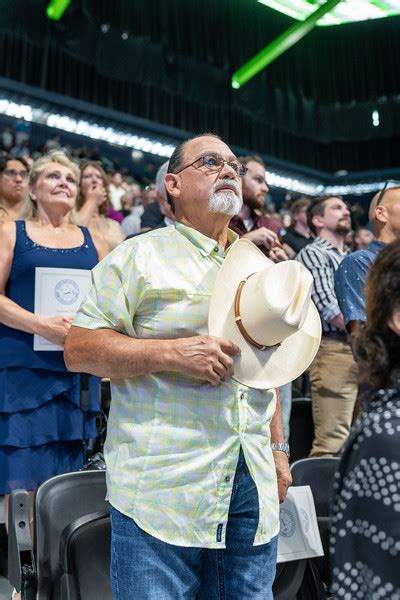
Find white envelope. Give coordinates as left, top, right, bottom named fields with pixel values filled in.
left=33, top=267, right=92, bottom=351
left=277, top=485, right=324, bottom=563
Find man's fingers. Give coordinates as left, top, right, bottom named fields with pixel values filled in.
left=212, top=362, right=228, bottom=380
left=211, top=337, right=241, bottom=356
left=206, top=368, right=223, bottom=386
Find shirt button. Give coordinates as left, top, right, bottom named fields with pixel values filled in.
left=240, top=393, right=245, bottom=400
left=224, top=475, right=231, bottom=483
left=214, top=246, right=219, bottom=252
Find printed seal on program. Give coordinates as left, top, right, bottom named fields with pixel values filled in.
left=300, top=507, right=310, bottom=533
left=54, top=279, right=80, bottom=305
left=279, top=507, right=296, bottom=538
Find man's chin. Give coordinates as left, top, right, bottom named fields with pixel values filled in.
left=209, top=194, right=242, bottom=216
left=337, top=225, right=351, bottom=236
left=244, top=197, right=265, bottom=210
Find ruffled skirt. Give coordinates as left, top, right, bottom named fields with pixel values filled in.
left=0, top=367, right=100, bottom=493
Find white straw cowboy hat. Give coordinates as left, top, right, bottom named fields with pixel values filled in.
left=208, top=239, right=321, bottom=389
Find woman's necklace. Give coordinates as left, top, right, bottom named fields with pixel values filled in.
left=37, top=222, right=69, bottom=235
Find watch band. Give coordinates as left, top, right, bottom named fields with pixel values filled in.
left=271, top=442, right=290, bottom=458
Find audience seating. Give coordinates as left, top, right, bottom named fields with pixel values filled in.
left=289, top=397, right=314, bottom=463
left=8, top=470, right=108, bottom=600
left=59, top=510, right=112, bottom=599
left=291, top=456, right=340, bottom=594
left=273, top=558, right=307, bottom=600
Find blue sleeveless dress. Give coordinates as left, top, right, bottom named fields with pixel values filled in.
left=0, top=221, right=101, bottom=494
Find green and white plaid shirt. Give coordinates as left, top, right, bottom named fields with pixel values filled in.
left=73, top=222, right=279, bottom=548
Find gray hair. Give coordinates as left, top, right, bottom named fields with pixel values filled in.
left=155, top=161, right=169, bottom=201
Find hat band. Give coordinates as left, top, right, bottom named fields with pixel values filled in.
left=234, top=276, right=280, bottom=351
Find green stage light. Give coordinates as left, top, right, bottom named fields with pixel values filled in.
left=257, top=0, right=400, bottom=26
left=232, top=0, right=341, bottom=89
left=47, top=0, right=71, bottom=21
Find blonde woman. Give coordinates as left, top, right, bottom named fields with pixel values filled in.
left=0, top=152, right=107, bottom=564
left=76, top=161, right=125, bottom=251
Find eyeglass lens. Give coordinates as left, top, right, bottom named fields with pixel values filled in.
left=3, top=169, right=29, bottom=179
left=198, top=155, right=246, bottom=176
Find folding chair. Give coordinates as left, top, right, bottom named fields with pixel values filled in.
left=288, top=397, right=314, bottom=463
left=291, top=456, right=340, bottom=593
left=8, top=470, right=108, bottom=599
left=59, top=510, right=112, bottom=599
left=272, top=558, right=307, bottom=600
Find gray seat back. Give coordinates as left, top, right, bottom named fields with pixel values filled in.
left=34, top=470, right=108, bottom=600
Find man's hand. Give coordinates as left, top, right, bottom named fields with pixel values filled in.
left=268, top=246, right=289, bottom=263
left=273, top=450, right=292, bottom=503
left=329, top=313, right=345, bottom=332
left=242, top=227, right=279, bottom=250
left=168, top=335, right=240, bottom=386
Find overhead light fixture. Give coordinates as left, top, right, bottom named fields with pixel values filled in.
left=266, top=171, right=324, bottom=195
left=257, top=0, right=400, bottom=26
left=0, top=97, right=176, bottom=158
left=46, top=0, right=71, bottom=21
left=0, top=93, right=395, bottom=197
left=232, top=0, right=341, bottom=88
left=323, top=182, right=386, bottom=195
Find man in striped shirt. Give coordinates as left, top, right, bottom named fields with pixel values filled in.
left=297, top=196, right=359, bottom=456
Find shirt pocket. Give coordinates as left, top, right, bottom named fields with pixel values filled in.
left=134, top=290, right=210, bottom=338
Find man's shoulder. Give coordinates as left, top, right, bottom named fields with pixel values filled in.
left=124, top=224, right=175, bottom=245
left=100, top=225, right=176, bottom=264
left=338, top=246, right=376, bottom=271
left=297, top=238, right=330, bottom=259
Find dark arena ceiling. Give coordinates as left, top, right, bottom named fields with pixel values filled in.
left=0, top=0, right=399, bottom=174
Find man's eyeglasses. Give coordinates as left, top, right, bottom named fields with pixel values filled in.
left=376, top=179, right=400, bottom=207
left=2, top=169, right=29, bottom=180
left=176, top=154, right=248, bottom=178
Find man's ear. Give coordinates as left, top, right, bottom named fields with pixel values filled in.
left=374, top=205, right=388, bottom=225
left=312, top=214, right=322, bottom=231
left=164, top=173, right=181, bottom=200
left=388, top=307, right=400, bottom=336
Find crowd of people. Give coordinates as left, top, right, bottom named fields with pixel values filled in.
left=0, top=128, right=399, bottom=598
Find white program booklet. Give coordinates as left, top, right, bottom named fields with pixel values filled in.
left=277, top=485, right=324, bottom=563
left=33, top=267, right=92, bottom=351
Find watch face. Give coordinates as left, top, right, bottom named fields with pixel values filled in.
left=55, top=278, right=80, bottom=305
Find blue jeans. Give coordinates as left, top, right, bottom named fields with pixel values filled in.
left=110, top=449, right=278, bottom=599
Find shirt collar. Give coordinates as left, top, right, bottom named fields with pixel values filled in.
left=174, top=221, right=238, bottom=257
left=314, top=236, right=349, bottom=255
left=368, top=240, right=387, bottom=253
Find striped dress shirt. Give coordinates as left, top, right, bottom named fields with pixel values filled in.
left=296, top=237, right=349, bottom=334
left=73, top=222, right=279, bottom=548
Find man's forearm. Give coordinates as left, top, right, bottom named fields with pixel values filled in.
left=270, top=388, right=285, bottom=444
left=64, top=326, right=173, bottom=378
left=64, top=326, right=240, bottom=384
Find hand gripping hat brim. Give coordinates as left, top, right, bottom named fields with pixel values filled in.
left=208, top=238, right=321, bottom=389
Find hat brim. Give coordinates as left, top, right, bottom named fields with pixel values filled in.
left=208, top=239, right=322, bottom=389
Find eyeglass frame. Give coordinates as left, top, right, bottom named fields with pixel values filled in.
left=2, top=168, right=29, bottom=180
left=175, top=153, right=248, bottom=178
left=376, top=179, right=400, bottom=207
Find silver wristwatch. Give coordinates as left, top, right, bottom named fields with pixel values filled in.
left=271, top=442, right=290, bottom=458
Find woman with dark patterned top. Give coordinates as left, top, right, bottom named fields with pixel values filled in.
left=330, top=240, right=400, bottom=599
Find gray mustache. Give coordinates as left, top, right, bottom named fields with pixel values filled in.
left=213, top=179, right=241, bottom=195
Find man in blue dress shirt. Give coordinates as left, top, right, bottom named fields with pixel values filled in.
left=335, top=184, right=400, bottom=333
